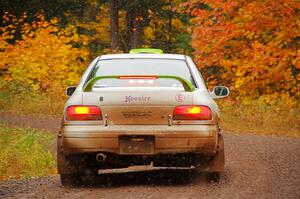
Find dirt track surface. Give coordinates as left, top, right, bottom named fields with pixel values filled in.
left=0, top=111, right=61, bottom=132
left=0, top=113, right=300, bottom=199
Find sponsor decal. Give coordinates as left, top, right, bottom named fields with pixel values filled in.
left=122, top=111, right=152, bottom=118
left=124, top=95, right=151, bottom=103
left=175, top=94, right=185, bottom=102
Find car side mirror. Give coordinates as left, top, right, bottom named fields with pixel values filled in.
left=210, top=86, right=229, bottom=99
left=66, top=86, right=77, bottom=96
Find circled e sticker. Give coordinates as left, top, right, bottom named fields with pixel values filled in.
left=175, top=94, right=185, bottom=102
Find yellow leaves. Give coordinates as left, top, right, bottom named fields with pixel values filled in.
left=68, top=5, right=110, bottom=46
left=144, top=27, right=155, bottom=41
left=0, top=13, right=89, bottom=95
left=50, top=18, right=58, bottom=24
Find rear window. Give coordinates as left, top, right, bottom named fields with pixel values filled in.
left=88, top=58, right=195, bottom=89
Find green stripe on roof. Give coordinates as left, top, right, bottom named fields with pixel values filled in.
left=129, top=48, right=163, bottom=54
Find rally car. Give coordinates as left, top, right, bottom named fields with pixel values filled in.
left=57, top=48, right=229, bottom=186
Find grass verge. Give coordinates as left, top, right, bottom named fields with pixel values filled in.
left=219, top=100, right=300, bottom=137
left=0, top=125, right=56, bottom=180
left=0, top=89, right=65, bottom=116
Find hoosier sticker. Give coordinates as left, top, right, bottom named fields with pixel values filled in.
left=124, top=95, right=151, bottom=103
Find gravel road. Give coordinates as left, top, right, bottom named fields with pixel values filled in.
left=0, top=113, right=299, bottom=199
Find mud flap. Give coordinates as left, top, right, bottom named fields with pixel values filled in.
left=57, top=131, right=77, bottom=174
left=57, top=153, right=77, bottom=174
left=195, top=133, right=225, bottom=172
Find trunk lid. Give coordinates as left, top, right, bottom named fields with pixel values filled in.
left=82, top=88, right=193, bottom=125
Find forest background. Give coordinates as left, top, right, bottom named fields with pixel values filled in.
left=0, top=0, right=299, bottom=136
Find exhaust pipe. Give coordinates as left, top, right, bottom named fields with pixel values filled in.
left=96, top=153, right=107, bottom=162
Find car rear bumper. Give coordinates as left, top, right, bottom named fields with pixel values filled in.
left=59, top=124, right=219, bottom=155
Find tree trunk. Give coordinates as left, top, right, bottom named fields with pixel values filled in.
left=132, top=6, right=148, bottom=49
left=132, top=8, right=143, bottom=48
left=125, top=4, right=148, bottom=51
left=167, top=0, right=173, bottom=52
left=125, top=7, right=135, bottom=51
left=109, top=0, right=120, bottom=50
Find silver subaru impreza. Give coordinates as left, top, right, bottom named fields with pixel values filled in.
left=58, top=49, right=229, bottom=186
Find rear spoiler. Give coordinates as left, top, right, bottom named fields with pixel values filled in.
left=83, top=75, right=195, bottom=92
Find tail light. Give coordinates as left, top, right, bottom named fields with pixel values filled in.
left=66, top=105, right=102, bottom=121
left=173, top=105, right=212, bottom=120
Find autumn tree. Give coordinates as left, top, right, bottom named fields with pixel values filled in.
left=0, top=13, right=89, bottom=95
left=120, top=0, right=165, bottom=50
left=0, top=0, right=87, bottom=22
left=1, top=0, right=193, bottom=54
left=186, top=0, right=300, bottom=105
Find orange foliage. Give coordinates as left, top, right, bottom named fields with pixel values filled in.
left=0, top=13, right=89, bottom=94
left=187, top=0, right=300, bottom=105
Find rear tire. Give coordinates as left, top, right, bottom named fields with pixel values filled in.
left=80, top=168, right=99, bottom=185
left=60, top=174, right=81, bottom=186
left=194, top=134, right=225, bottom=172
left=206, top=172, right=220, bottom=182
left=153, top=154, right=193, bottom=167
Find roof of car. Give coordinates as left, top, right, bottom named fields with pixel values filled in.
left=99, top=53, right=186, bottom=60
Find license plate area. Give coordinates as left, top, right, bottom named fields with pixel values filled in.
left=119, top=135, right=155, bottom=154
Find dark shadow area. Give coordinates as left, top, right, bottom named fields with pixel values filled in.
left=78, top=168, right=201, bottom=188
